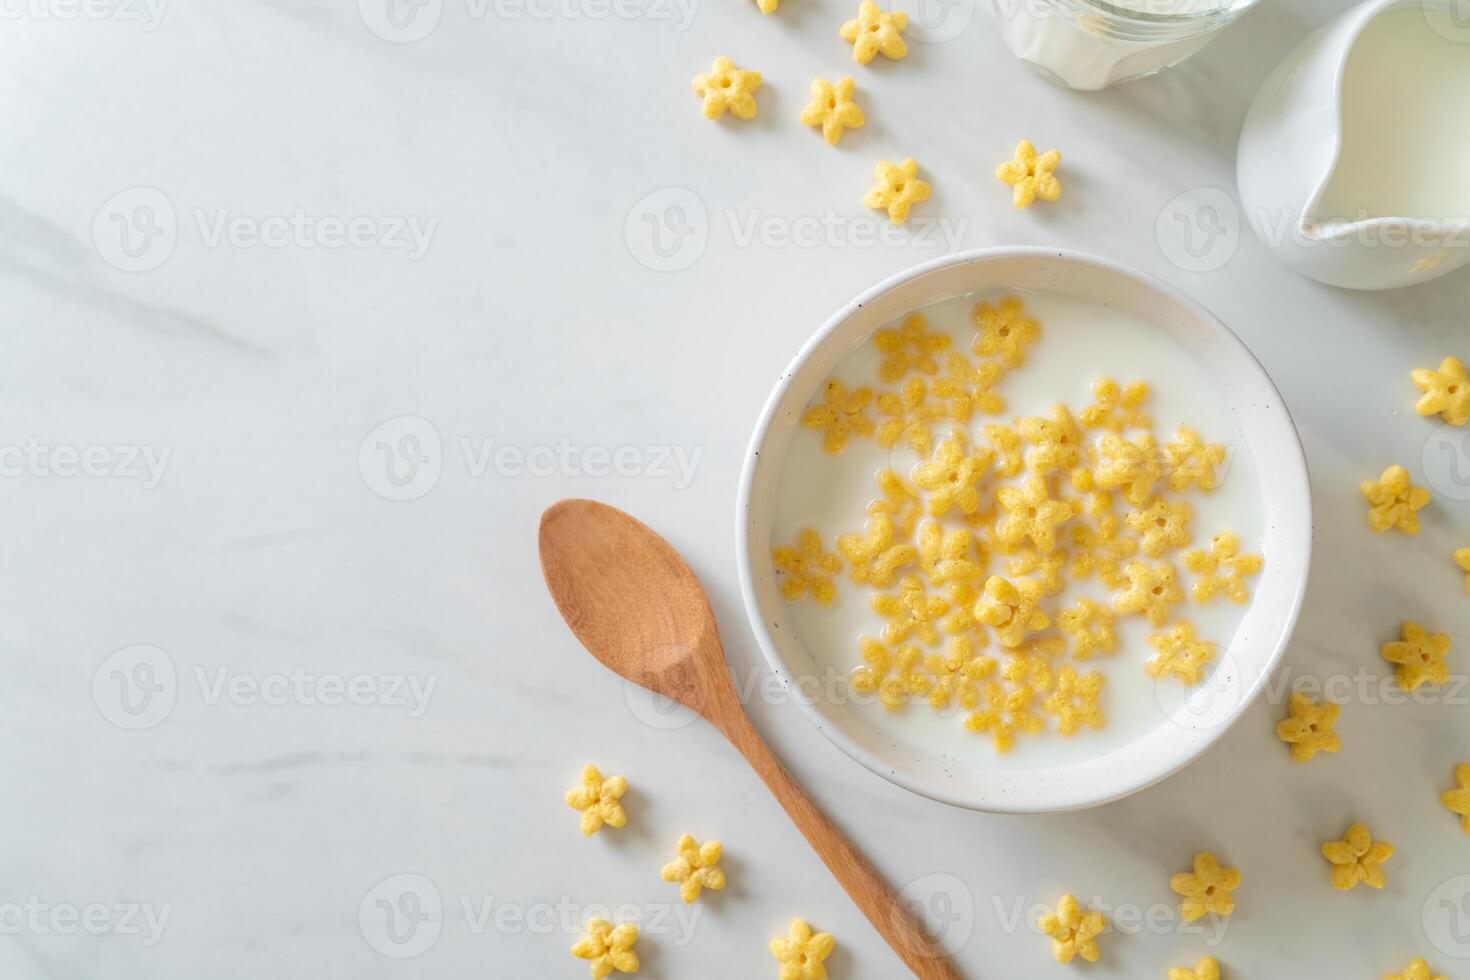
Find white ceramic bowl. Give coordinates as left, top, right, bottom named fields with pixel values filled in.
left=736, top=247, right=1312, bottom=813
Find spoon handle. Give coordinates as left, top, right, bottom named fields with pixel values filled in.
left=711, top=705, right=964, bottom=979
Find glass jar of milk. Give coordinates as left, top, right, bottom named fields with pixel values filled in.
left=993, top=0, right=1262, bottom=90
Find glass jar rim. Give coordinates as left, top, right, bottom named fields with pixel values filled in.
left=1067, top=0, right=1262, bottom=28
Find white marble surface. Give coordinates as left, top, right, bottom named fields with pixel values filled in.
left=1, top=1, right=1468, bottom=977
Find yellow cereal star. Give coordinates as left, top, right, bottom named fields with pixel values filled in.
left=1382, top=957, right=1448, bottom=980
left=565, top=765, right=628, bottom=836
left=691, top=56, right=763, bottom=120
left=850, top=636, right=929, bottom=709
left=874, top=312, right=950, bottom=382
left=1044, top=665, right=1105, bottom=734
left=799, top=76, right=865, bottom=145
left=974, top=574, right=1048, bottom=648
left=918, top=520, right=984, bottom=585
left=1275, top=692, right=1341, bottom=762
left=863, top=158, right=930, bottom=225
left=1170, top=851, right=1240, bottom=922
left=984, top=422, right=1025, bottom=477
left=1455, top=548, right=1470, bottom=595
left=1007, top=546, right=1067, bottom=595
left=1411, top=356, right=1470, bottom=426
left=1057, top=597, right=1118, bottom=660
left=1182, top=531, right=1262, bottom=604
left=1443, top=763, right=1470, bottom=835
left=1146, top=620, right=1214, bottom=684
left=1361, top=464, right=1431, bottom=535
left=872, top=573, right=950, bottom=646
left=875, top=376, right=944, bottom=453
left=1381, top=621, right=1451, bottom=689
left=913, top=430, right=993, bottom=516
left=868, top=467, right=924, bottom=535
left=1080, top=376, right=1151, bottom=431
left=753, top=0, right=778, bottom=14
left=1164, top=426, right=1227, bottom=493
left=1096, top=431, right=1164, bottom=506
left=995, top=476, right=1075, bottom=554
left=1020, top=404, right=1084, bottom=475
left=802, top=379, right=875, bottom=454
left=772, top=528, right=843, bottom=604
left=996, top=139, right=1062, bottom=209
left=770, top=918, right=834, bottom=980
left=1322, top=822, right=1393, bottom=890
left=972, top=295, right=1041, bottom=368
left=1116, top=561, right=1183, bottom=626
left=964, top=677, right=1044, bottom=751
left=572, top=918, right=640, bottom=979
left=839, top=0, right=908, bottom=63
left=924, top=638, right=997, bottom=709
left=1066, top=511, right=1139, bottom=589
left=1037, top=893, right=1105, bottom=964
left=660, top=834, right=726, bottom=903
left=933, top=353, right=1006, bottom=420
left=1169, top=955, right=1221, bottom=980
left=1126, top=497, right=1193, bottom=558
left=836, top=514, right=917, bottom=588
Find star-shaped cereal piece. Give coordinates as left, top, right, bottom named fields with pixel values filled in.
left=1275, top=691, right=1341, bottom=762
left=1169, top=955, right=1221, bottom=980
left=875, top=376, right=944, bottom=453
left=868, top=467, right=924, bottom=535
left=996, top=139, right=1061, bottom=209
left=1020, top=404, right=1084, bottom=475
left=1116, top=561, right=1183, bottom=626
left=924, top=637, right=998, bottom=709
left=799, top=76, right=865, bottom=145
left=1126, top=497, right=1193, bottom=558
left=918, top=520, right=984, bottom=585
left=1163, top=426, right=1227, bottom=493
left=872, top=574, right=950, bottom=646
left=983, top=422, right=1025, bottom=477
left=770, top=918, right=834, bottom=980
left=1007, top=546, right=1066, bottom=595
left=913, top=429, right=993, bottom=516
left=565, top=765, right=628, bottom=836
left=772, top=528, right=843, bottom=604
left=1044, top=665, right=1105, bottom=734
left=753, top=0, right=779, bottom=14
left=974, top=574, right=1048, bottom=648
left=1146, top=620, right=1214, bottom=684
left=874, top=312, right=950, bottom=382
left=836, top=514, right=917, bottom=588
left=1322, top=822, right=1393, bottom=890
left=1411, top=356, right=1470, bottom=426
left=1455, top=548, right=1470, bottom=595
left=802, top=379, right=875, bottom=454
left=963, top=677, right=1044, bottom=751
left=839, top=0, right=908, bottom=63
left=1057, top=597, right=1118, bottom=660
left=572, top=918, right=639, bottom=978
left=850, top=636, right=921, bottom=709
left=972, top=295, right=1040, bottom=368
left=1182, top=531, right=1262, bottom=603
left=1170, top=851, right=1240, bottom=922
left=1361, top=464, right=1431, bottom=535
left=1096, top=431, right=1164, bottom=506
left=996, top=476, right=1075, bottom=554
left=1381, top=621, right=1451, bottom=689
left=1443, top=763, right=1470, bottom=835
left=1080, top=376, right=1151, bottom=431
left=660, top=834, right=726, bottom=903
left=1037, top=894, right=1105, bottom=964
left=691, top=56, right=762, bottom=120
left=863, top=158, right=930, bottom=225
left=933, top=353, right=1005, bottom=421
left=1066, top=509, right=1139, bottom=589
left=1381, top=957, right=1448, bottom=980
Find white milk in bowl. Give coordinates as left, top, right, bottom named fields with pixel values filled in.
left=769, top=289, right=1263, bottom=771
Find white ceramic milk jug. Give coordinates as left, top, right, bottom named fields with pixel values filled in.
left=1237, top=0, right=1470, bottom=290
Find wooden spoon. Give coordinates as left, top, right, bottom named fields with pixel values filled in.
left=539, top=498, right=963, bottom=980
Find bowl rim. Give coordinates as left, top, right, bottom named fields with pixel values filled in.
left=734, top=245, right=1312, bottom=814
